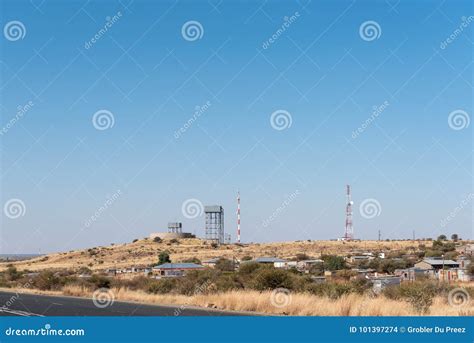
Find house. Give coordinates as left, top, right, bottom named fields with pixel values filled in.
left=351, top=268, right=376, bottom=278
left=370, top=276, right=401, bottom=293
left=347, top=255, right=371, bottom=264
left=457, top=256, right=471, bottom=269
left=297, top=259, right=324, bottom=272
left=395, top=267, right=427, bottom=282
left=152, top=263, right=204, bottom=277
left=414, top=258, right=459, bottom=271
left=437, top=268, right=473, bottom=282
left=105, top=268, right=118, bottom=276
left=202, top=258, right=221, bottom=268
left=253, top=257, right=288, bottom=268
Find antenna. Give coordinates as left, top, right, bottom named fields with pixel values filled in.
left=237, top=191, right=241, bottom=243
left=344, top=185, right=354, bottom=240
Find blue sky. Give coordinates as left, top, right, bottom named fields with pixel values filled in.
left=1, top=0, right=472, bottom=253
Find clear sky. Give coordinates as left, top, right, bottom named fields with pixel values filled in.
left=1, top=0, right=472, bottom=254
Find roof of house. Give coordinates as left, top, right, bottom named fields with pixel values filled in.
left=153, top=263, right=204, bottom=270
left=203, top=258, right=221, bottom=263
left=421, top=259, right=459, bottom=266
left=255, top=257, right=287, bottom=263
left=299, top=259, right=324, bottom=263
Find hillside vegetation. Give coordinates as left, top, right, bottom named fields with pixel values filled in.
left=1, top=238, right=437, bottom=272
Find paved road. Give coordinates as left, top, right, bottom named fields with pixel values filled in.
left=0, top=291, right=245, bottom=316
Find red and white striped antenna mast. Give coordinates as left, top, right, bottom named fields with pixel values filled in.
left=237, top=191, right=241, bottom=243
left=344, top=185, right=354, bottom=240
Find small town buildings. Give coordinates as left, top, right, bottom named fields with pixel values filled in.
left=370, top=276, right=401, bottom=293
left=414, top=258, right=459, bottom=271
left=297, top=259, right=324, bottom=272
left=152, top=263, right=204, bottom=277
left=253, top=257, right=288, bottom=268
left=202, top=258, right=221, bottom=268
left=347, top=255, right=371, bottom=263
left=395, top=267, right=427, bottom=282
left=457, top=256, right=472, bottom=269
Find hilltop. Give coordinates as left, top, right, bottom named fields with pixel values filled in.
left=0, top=238, right=433, bottom=272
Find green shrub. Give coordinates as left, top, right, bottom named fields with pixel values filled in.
left=215, top=258, right=235, bottom=272
left=33, top=271, right=65, bottom=290
left=306, top=282, right=352, bottom=299
left=88, top=275, right=111, bottom=289
left=147, top=278, right=177, bottom=294
left=238, top=262, right=262, bottom=276
left=252, top=268, right=294, bottom=291
left=322, top=255, right=346, bottom=271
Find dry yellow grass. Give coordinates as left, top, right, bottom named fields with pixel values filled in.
left=2, top=286, right=471, bottom=316
left=0, top=238, right=438, bottom=272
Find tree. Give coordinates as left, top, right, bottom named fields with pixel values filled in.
left=295, top=253, right=311, bottom=261
left=153, top=236, right=162, bottom=243
left=451, top=234, right=459, bottom=242
left=437, top=234, right=447, bottom=241
left=322, top=255, right=346, bottom=271
left=158, top=251, right=171, bottom=264
left=215, top=258, right=235, bottom=272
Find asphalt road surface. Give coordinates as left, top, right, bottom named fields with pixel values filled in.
left=0, top=291, right=245, bottom=316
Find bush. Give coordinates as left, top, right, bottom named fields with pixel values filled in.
left=158, top=251, right=171, bottom=264
left=89, top=275, right=111, bottom=289
left=383, top=282, right=440, bottom=314
left=306, top=282, right=353, bottom=299
left=238, top=262, right=262, bottom=276
left=322, top=255, right=346, bottom=271
left=33, top=271, right=65, bottom=290
left=295, top=253, right=311, bottom=261
left=252, top=268, right=294, bottom=291
left=147, top=278, right=177, bottom=294
left=5, top=266, right=21, bottom=281
left=215, top=274, right=243, bottom=292
left=175, top=270, right=219, bottom=295
left=215, top=258, right=235, bottom=272
left=153, top=237, right=162, bottom=243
